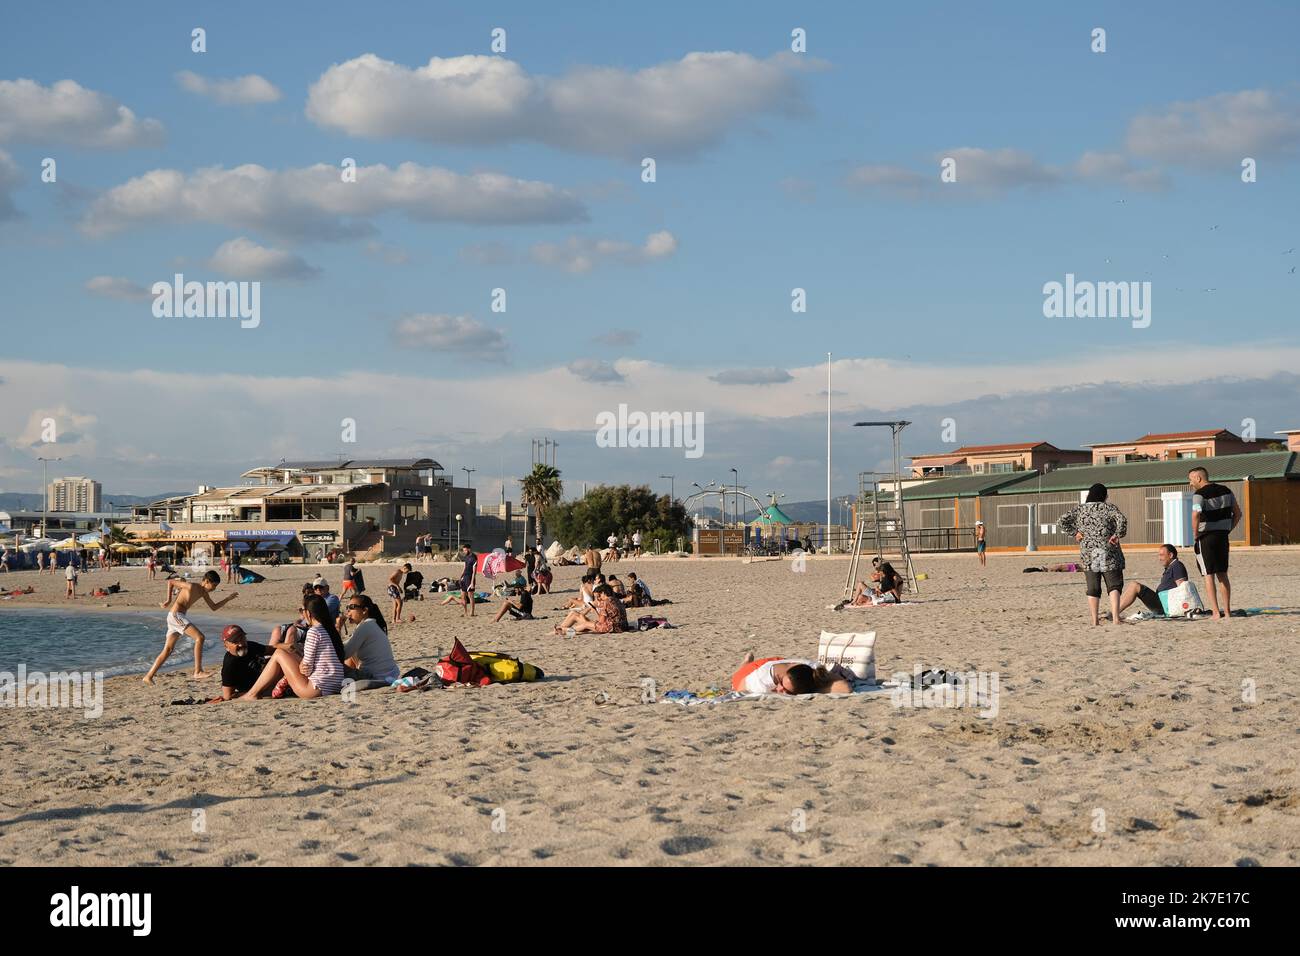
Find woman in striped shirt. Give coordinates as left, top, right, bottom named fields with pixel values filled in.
left=239, top=596, right=346, bottom=699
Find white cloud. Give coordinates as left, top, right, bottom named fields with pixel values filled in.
left=2, top=350, right=1299, bottom=497
left=175, top=71, right=282, bottom=105
left=710, top=367, right=793, bottom=386
left=79, top=161, right=587, bottom=239
left=390, top=314, right=507, bottom=360
left=1126, top=89, right=1300, bottom=167
left=208, top=237, right=320, bottom=280
left=84, top=275, right=151, bottom=301
left=530, top=230, right=678, bottom=274
left=566, top=359, right=625, bottom=384
left=940, top=147, right=1062, bottom=190
left=0, top=78, right=163, bottom=148
left=306, top=51, right=813, bottom=159
left=1074, top=151, right=1167, bottom=191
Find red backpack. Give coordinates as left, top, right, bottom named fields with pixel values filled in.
left=436, top=638, right=491, bottom=686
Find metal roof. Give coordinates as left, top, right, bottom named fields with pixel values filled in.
left=996, top=451, right=1297, bottom=494
left=242, top=458, right=441, bottom=477
left=899, top=472, right=1038, bottom=501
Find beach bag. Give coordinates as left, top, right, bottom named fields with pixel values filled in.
left=470, top=651, right=544, bottom=683
left=435, top=638, right=491, bottom=686
left=352, top=568, right=365, bottom=592
left=637, top=615, right=669, bottom=631
left=1159, top=581, right=1204, bottom=618
left=817, top=630, right=877, bottom=683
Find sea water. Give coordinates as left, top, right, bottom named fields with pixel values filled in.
left=0, top=608, right=271, bottom=676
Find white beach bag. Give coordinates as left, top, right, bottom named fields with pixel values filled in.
left=1159, top=581, right=1204, bottom=618
left=818, top=630, right=877, bottom=683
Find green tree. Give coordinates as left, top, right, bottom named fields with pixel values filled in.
left=549, top=484, right=689, bottom=549
left=519, top=463, right=563, bottom=545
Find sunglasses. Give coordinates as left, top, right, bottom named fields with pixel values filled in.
left=347, top=604, right=364, bottom=611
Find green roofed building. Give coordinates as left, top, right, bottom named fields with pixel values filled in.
left=877, top=450, right=1300, bottom=552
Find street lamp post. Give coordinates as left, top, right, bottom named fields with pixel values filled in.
left=455, top=514, right=462, bottom=550
left=659, top=474, right=675, bottom=502
left=38, top=456, right=62, bottom=538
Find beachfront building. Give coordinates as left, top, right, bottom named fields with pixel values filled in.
left=908, top=442, right=1090, bottom=478
left=1085, top=428, right=1268, bottom=466
left=1276, top=429, right=1300, bottom=453
left=47, top=476, right=102, bottom=513
left=884, top=450, right=1300, bottom=552
left=123, top=458, right=478, bottom=560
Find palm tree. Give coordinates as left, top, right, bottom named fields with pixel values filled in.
left=519, top=464, right=563, bottom=546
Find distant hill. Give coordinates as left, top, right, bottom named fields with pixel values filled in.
left=0, top=492, right=189, bottom=514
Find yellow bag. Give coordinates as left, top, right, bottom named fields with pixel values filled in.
left=469, top=651, right=545, bottom=683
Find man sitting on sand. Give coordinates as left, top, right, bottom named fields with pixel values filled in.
left=731, top=652, right=855, bottom=695
left=493, top=584, right=534, bottom=622
left=1118, top=544, right=1189, bottom=619
left=622, top=571, right=652, bottom=608
left=217, top=625, right=273, bottom=701
left=143, top=570, right=238, bottom=684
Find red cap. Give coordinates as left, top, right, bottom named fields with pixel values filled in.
left=221, top=624, right=247, bottom=642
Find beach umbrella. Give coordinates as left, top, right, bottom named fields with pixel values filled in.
left=111, top=543, right=140, bottom=553
left=476, top=551, right=524, bottom=578
left=19, top=538, right=54, bottom=552
left=52, top=537, right=83, bottom=550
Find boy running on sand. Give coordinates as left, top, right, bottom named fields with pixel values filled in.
left=143, top=570, right=237, bottom=684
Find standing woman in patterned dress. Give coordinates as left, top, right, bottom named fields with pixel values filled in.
left=1058, top=483, right=1129, bottom=627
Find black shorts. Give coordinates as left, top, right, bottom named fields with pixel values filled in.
left=1195, top=531, right=1230, bottom=575
left=1084, top=569, right=1123, bottom=597
left=1135, top=584, right=1164, bottom=615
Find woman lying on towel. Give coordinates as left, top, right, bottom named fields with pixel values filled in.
left=731, top=652, right=855, bottom=695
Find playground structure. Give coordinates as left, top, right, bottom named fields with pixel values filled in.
left=845, top=420, right=920, bottom=598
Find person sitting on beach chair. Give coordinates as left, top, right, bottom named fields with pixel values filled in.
left=731, top=652, right=855, bottom=695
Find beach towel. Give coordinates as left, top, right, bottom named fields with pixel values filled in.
left=659, top=682, right=890, bottom=706
left=238, top=568, right=266, bottom=585
left=829, top=601, right=916, bottom=610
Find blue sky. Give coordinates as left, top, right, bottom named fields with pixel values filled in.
left=1, top=1, right=1297, bottom=500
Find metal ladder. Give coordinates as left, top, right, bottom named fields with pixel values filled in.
left=843, top=481, right=919, bottom=598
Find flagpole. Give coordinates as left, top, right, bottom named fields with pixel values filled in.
left=826, top=352, right=832, bottom=554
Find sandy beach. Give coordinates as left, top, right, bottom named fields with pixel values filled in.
left=1, top=550, right=1297, bottom=867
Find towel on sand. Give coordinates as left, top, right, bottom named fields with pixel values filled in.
left=659, top=682, right=891, bottom=705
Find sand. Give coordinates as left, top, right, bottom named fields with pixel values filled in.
left=0, top=549, right=1297, bottom=866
